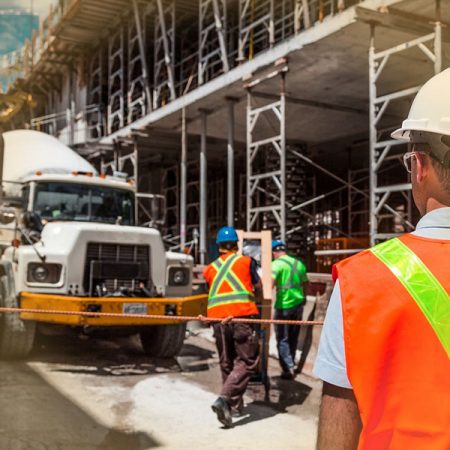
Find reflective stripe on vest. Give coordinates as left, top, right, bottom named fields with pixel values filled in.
left=208, top=254, right=253, bottom=307
left=371, top=238, right=450, bottom=358
left=276, top=256, right=302, bottom=290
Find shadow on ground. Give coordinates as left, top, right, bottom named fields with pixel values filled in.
left=232, top=378, right=313, bottom=427
left=28, top=332, right=181, bottom=377
left=0, top=362, right=159, bottom=450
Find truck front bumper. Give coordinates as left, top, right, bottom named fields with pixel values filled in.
left=19, top=292, right=208, bottom=326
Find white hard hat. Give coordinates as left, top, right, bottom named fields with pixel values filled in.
left=392, top=68, right=450, bottom=141
left=392, top=68, right=450, bottom=165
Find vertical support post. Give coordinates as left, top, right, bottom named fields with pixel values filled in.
left=199, top=110, right=208, bottom=265
left=280, top=73, right=286, bottom=242
left=435, top=0, right=442, bottom=75
left=227, top=99, right=235, bottom=227
left=212, top=0, right=230, bottom=74
left=269, top=0, right=275, bottom=48
left=68, top=64, right=75, bottom=146
left=113, top=141, right=119, bottom=173
left=133, top=137, right=139, bottom=225
left=180, top=108, right=187, bottom=249
left=131, top=0, right=152, bottom=111
left=369, top=25, right=377, bottom=246
left=156, top=0, right=176, bottom=101
left=246, top=90, right=251, bottom=232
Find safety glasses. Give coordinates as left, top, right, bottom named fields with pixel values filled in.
left=403, top=143, right=430, bottom=173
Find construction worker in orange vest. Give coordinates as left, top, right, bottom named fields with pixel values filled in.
left=203, top=226, right=261, bottom=428
left=314, top=69, right=450, bottom=450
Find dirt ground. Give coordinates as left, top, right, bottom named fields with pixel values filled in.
left=0, top=327, right=321, bottom=450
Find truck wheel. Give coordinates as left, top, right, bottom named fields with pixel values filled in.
left=0, top=264, right=35, bottom=359
left=140, top=323, right=186, bottom=358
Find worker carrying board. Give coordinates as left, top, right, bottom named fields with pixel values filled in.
left=203, top=226, right=261, bottom=428
left=314, top=69, right=450, bottom=450
left=271, top=240, right=308, bottom=379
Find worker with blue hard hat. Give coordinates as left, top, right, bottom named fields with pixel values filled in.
left=203, top=225, right=261, bottom=428
left=271, top=239, right=308, bottom=379
left=272, top=240, right=286, bottom=251
left=216, top=226, right=239, bottom=244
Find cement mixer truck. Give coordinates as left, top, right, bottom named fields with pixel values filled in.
left=0, top=130, right=207, bottom=359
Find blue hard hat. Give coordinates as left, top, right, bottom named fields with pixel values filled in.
left=272, top=239, right=286, bottom=251
left=216, top=226, right=238, bottom=244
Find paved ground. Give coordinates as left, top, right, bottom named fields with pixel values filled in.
left=0, top=327, right=321, bottom=450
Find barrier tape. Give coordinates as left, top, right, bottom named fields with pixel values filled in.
left=0, top=307, right=324, bottom=326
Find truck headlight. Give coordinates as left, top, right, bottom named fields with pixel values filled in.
left=169, top=267, right=189, bottom=286
left=27, top=263, right=62, bottom=284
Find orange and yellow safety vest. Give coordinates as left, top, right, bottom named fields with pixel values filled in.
left=336, top=233, right=450, bottom=450
left=203, top=252, right=259, bottom=319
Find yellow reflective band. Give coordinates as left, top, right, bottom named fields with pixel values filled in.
left=371, top=238, right=450, bottom=358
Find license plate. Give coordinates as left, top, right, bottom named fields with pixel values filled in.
left=122, top=303, right=148, bottom=315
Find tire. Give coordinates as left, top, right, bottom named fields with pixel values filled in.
left=0, top=263, right=35, bottom=359
left=140, top=323, right=187, bottom=358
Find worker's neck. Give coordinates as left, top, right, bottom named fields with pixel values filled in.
left=424, top=197, right=450, bottom=215
left=219, top=249, right=237, bottom=255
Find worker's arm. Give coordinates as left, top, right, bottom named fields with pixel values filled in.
left=316, top=382, right=361, bottom=450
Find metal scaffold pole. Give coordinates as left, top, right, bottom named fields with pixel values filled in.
left=130, top=0, right=152, bottom=119
left=200, top=110, right=208, bottom=265
left=227, top=98, right=235, bottom=227
left=368, top=12, right=443, bottom=245
left=180, top=108, right=187, bottom=249
left=246, top=60, right=288, bottom=242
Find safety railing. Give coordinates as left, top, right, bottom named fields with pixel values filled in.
left=31, top=104, right=105, bottom=145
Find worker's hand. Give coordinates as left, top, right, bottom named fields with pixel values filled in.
left=221, top=315, right=233, bottom=325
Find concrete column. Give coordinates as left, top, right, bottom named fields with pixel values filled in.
left=199, top=110, right=208, bottom=265
left=226, top=99, right=235, bottom=227
left=180, top=108, right=187, bottom=249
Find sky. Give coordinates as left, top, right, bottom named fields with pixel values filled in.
left=0, top=0, right=55, bottom=54
left=1, top=0, right=55, bottom=17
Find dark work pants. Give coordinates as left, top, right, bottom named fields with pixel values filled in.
left=274, top=303, right=304, bottom=373
left=212, top=322, right=260, bottom=409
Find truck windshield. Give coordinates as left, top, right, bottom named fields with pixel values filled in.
left=33, top=182, right=135, bottom=225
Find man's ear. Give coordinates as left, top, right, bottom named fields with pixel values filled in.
left=415, top=153, right=427, bottom=183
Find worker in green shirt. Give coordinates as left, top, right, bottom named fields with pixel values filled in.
left=271, top=240, right=308, bottom=379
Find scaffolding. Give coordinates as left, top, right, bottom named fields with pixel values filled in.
left=368, top=10, right=443, bottom=244
left=107, top=25, right=126, bottom=134
left=246, top=61, right=287, bottom=242
left=2, top=0, right=449, bottom=269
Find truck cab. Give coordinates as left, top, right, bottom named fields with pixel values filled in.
left=0, top=130, right=207, bottom=359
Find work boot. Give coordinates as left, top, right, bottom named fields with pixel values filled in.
left=231, top=398, right=244, bottom=418
left=280, top=368, right=296, bottom=380
left=211, top=397, right=233, bottom=428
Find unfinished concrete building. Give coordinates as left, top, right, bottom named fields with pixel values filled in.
left=1, top=0, right=449, bottom=269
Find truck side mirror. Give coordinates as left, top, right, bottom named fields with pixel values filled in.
left=0, top=208, right=16, bottom=225
left=22, top=211, right=43, bottom=232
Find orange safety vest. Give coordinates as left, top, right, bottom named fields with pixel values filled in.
left=335, top=233, right=450, bottom=450
left=203, top=252, right=259, bottom=319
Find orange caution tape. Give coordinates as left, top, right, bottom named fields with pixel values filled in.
left=0, top=307, right=324, bottom=326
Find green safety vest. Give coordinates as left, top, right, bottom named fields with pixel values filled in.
left=272, top=255, right=306, bottom=310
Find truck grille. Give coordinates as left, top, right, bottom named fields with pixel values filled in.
left=84, top=243, right=151, bottom=295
